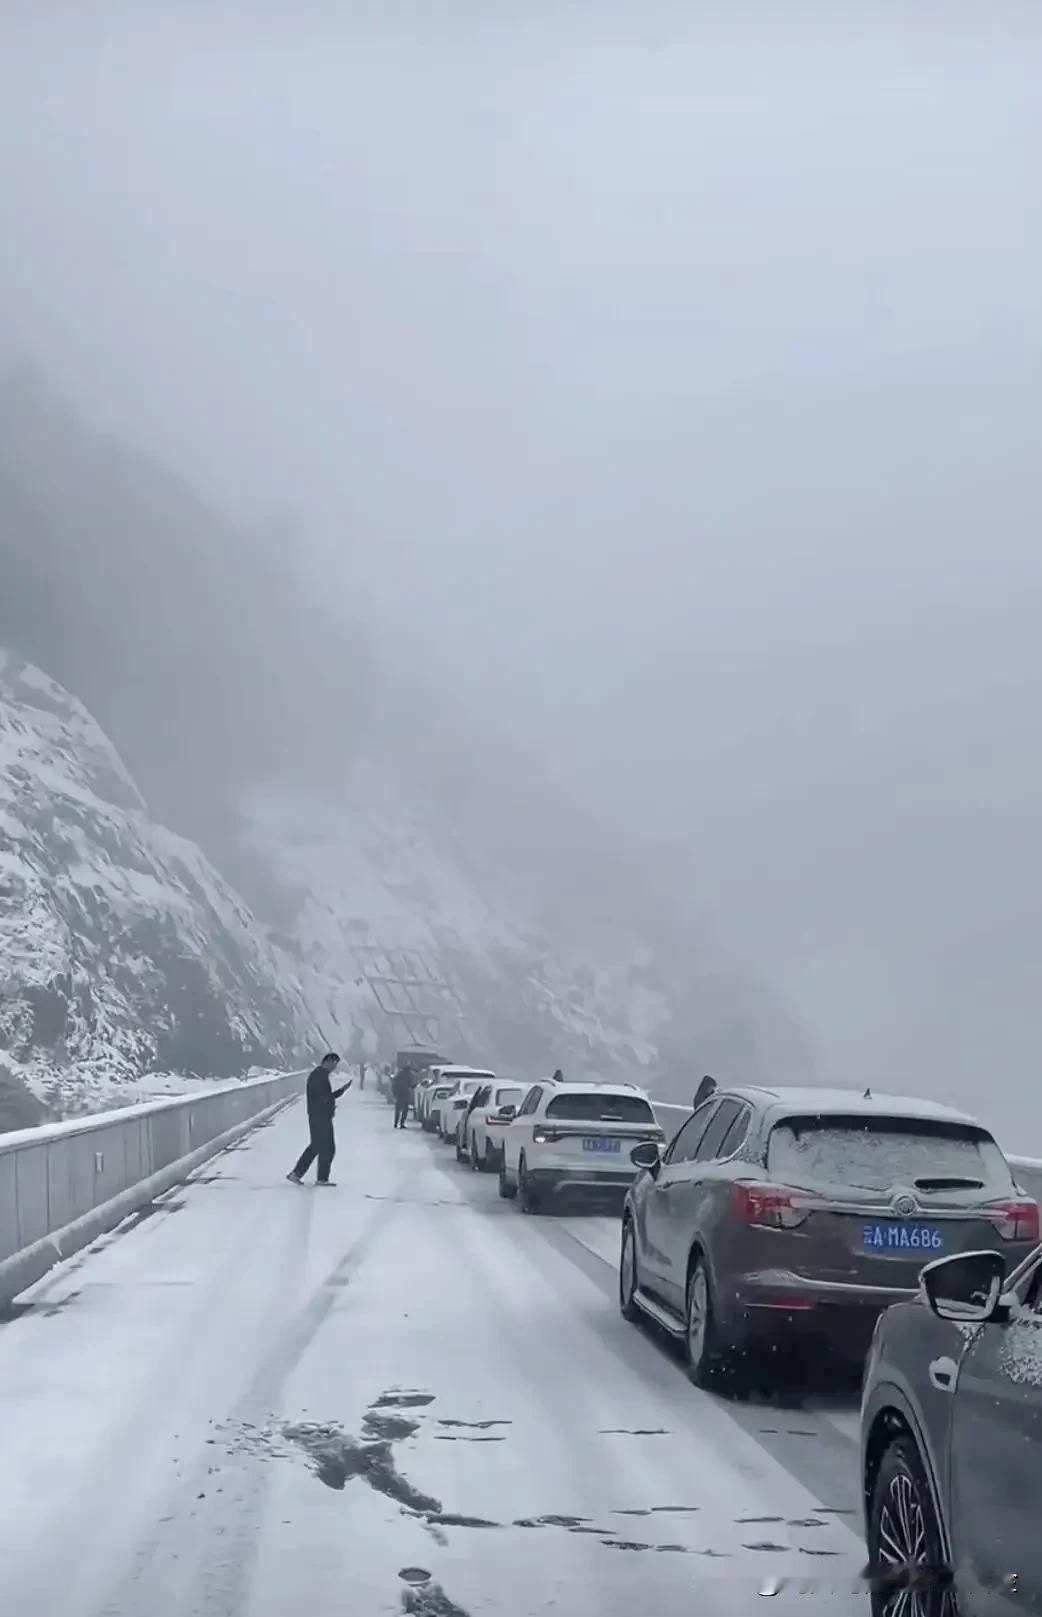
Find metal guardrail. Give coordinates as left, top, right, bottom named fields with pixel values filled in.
left=652, top=1100, right=1042, bottom=1204
left=0, top=1070, right=305, bottom=1309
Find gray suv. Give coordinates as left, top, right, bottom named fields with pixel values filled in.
left=862, top=1241, right=1042, bottom=1616
left=621, top=1085, right=1037, bottom=1387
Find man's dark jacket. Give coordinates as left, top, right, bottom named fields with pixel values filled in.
left=392, top=1068, right=412, bottom=1103
left=306, top=1065, right=339, bottom=1118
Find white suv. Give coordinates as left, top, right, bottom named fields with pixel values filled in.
left=430, top=1069, right=496, bottom=1140
left=498, top=1082, right=664, bottom=1212
left=461, top=1080, right=529, bottom=1171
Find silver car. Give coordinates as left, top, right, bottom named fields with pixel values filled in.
left=862, top=1240, right=1042, bottom=1615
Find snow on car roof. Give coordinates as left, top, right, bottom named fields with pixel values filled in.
left=437, top=1066, right=495, bottom=1078
left=546, top=1081, right=651, bottom=1099
left=734, top=1085, right=983, bottom=1129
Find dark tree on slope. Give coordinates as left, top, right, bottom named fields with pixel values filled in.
left=0, top=1064, right=48, bottom=1130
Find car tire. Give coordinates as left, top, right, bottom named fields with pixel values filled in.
left=684, top=1254, right=722, bottom=1389
left=867, top=1432, right=951, bottom=1617
left=498, top=1162, right=517, bottom=1200
left=619, top=1218, right=641, bottom=1321
left=518, top=1154, right=542, bottom=1214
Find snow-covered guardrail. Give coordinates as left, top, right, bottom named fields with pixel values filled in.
left=1009, top=1158, right=1042, bottom=1202
left=651, top=1101, right=691, bottom=1138
left=652, top=1101, right=1042, bottom=1206
left=0, top=1069, right=305, bottom=1309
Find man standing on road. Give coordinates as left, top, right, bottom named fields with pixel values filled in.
left=287, top=1054, right=352, bottom=1186
left=392, top=1062, right=412, bottom=1130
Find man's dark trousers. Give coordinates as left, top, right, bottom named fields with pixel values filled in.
left=292, top=1113, right=336, bottom=1181
left=393, top=1099, right=409, bottom=1129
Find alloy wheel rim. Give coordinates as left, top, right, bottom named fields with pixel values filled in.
left=687, top=1268, right=708, bottom=1363
left=877, top=1471, right=931, bottom=1617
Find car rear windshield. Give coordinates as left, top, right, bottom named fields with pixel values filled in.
left=766, top=1115, right=1014, bottom=1194
left=545, top=1093, right=656, bottom=1124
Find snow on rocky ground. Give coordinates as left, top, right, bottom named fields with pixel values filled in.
left=0, top=650, right=309, bottom=1115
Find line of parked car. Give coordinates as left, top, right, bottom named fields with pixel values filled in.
left=401, top=1055, right=1042, bottom=1616
left=408, top=1062, right=665, bottom=1211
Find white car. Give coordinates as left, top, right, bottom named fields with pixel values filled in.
left=415, top=1068, right=448, bottom=1128
left=498, top=1082, right=665, bottom=1213
left=416, top=1065, right=463, bottom=1128
left=430, top=1069, right=497, bottom=1140
left=460, top=1080, right=529, bottom=1171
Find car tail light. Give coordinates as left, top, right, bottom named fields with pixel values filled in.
left=731, top=1181, right=811, bottom=1230
left=987, top=1199, right=1040, bottom=1242
left=532, top=1128, right=563, bottom=1144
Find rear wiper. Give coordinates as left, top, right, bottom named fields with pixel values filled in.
left=913, top=1175, right=985, bottom=1191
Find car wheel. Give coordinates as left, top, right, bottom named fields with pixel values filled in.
left=684, top=1255, right=722, bottom=1388
left=498, top=1161, right=517, bottom=1200
left=619, top=1219, right=640, bottom=1321
left=518, top=1154, right=542, bottom=1214
left=868, top=1433, right=951, bottom=1617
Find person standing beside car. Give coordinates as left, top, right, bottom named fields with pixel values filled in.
left=287, top=1053, right=352, bottom=1186
left=392, top=1062, right=413, bottom=1130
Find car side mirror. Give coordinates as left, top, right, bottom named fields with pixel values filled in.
left=920, top=1250, right=1007, bottom=1324
left=499, top=1105, right=517, bottom=1121
left=630, top=1141, right=663, bottom=1175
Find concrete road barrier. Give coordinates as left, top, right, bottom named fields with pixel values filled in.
left=0, top=1070, right=304, bottom=1308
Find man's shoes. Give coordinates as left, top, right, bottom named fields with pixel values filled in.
left=316, top=1180, right=336, bottom=1188
left=286, top=1172, right=302, bottom=1185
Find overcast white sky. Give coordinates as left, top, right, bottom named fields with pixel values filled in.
left=2, top=2, right=1041, bottom=1122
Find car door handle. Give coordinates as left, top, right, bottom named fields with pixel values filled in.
left=929, top=1356, right=958, bottom=1393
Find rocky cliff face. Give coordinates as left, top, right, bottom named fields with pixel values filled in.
left=0, top=650, right=309, bottom=1115
left=0, top=379, right=813, bottom=1112
left=0, top=641, right=809, bottom=1115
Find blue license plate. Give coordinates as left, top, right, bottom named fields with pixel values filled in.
left=862, top=1222, right=944, bottom=1254
left=583, top=1136, right=622, bottom=1154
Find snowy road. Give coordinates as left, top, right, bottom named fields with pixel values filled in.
left=0, top=1096, right=868, bottom=1617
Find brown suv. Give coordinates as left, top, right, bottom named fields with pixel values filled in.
left=621, top=1085, right=1037, bottom=1386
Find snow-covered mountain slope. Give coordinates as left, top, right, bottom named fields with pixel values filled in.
left=238, top=759, right=813, bottom=1091
left=243, top=774, right=696, bottom=1081
left=0, top=651, right=309, bottom=1116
